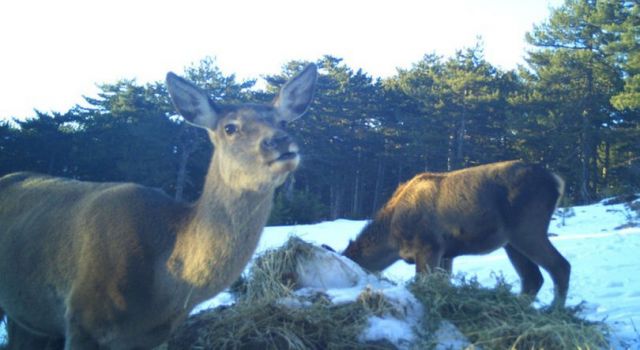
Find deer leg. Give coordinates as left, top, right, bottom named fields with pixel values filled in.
left=439, top=257, right=453, bottom=274
left=509, top=236, right=570, bottom=308
left=414, top=243, right=443, bottom=275
left=504, top=244, right=543, bottom=298
left=415, top=253, right=428, bottom=274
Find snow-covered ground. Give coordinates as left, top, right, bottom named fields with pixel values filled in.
left=197, top=197, right=640, bottom=349
left=2, top=198, right=639, bottom=348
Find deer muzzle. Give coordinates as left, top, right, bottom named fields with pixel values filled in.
left=262, top=133, right=300, bottom=170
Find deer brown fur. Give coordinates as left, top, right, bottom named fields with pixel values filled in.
left=0, top=64, right=317, bottom=349
left=343, top=160, right=571, bottom=307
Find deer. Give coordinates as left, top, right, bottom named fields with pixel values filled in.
left=0, top=63, right=317, bottom=349
left=343, top=160, right=571, bottom=308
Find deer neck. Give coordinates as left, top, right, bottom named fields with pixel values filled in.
left=168, top=154, right=274, bottom=297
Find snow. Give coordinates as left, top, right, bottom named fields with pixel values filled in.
left=293, top=245, right=371, bottom=289
left=362, top=316, right=414, bottom=346
left=1, top=199, right=639, bottom=348
left=245, top=198, right=640, bottom=349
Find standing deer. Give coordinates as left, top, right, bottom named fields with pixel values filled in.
left=343, top=160, right=571, bottom=307
left=0, top=64, right=317, bottom=349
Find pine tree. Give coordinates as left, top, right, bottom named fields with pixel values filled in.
left=608, top=1, right=640, bottom=110
left=525, top=0, right=625, bottom=202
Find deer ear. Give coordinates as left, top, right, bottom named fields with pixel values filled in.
left=166, top=72, right=219, bottom=129
left=274, top=64, right=318, bottom=121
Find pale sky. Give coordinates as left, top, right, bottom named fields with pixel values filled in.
left=0, top=0, right=562, bottom=121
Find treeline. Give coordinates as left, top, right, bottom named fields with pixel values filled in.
left=1, top=0, right=639, bottom=224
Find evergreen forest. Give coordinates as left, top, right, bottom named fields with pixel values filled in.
left=1, top=0, right=639, bottom=224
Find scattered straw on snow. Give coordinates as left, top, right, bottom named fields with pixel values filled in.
left=409, top=273, right=610, bottom=350
left=167, top=237, right=610, bottom=350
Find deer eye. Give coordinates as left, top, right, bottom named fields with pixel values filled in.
left=224, top=124, right=238, bottom=135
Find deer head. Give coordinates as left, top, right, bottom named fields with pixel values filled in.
left=166, top=64, right=317, bottom=192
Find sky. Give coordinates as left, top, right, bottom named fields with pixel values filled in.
left=0, top=0, right=563, bottom=121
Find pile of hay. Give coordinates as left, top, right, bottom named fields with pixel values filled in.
left=168, top=237, right=397, bottom=350
left=167, top=237, right=610, bottom=349
left=409, top=273, right=610, bottom=350
left=167, top=290, right=397, bottom=350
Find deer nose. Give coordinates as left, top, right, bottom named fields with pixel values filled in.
left=261, top=133, right=292, bottom=151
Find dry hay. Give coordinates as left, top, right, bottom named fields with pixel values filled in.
left=167, top=237, right=396, bottom=350
left=167, top=237, right=610, bottom=349
left=243, top=236, right=316, bottom=302
left=409, top=273, right=609, bottom=350
left=167, top=294, right=397, bottom=350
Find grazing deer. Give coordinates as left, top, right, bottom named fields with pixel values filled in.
left=343, top=160, right=571, bottom=307
left=0, top=64, right=317, bottom=349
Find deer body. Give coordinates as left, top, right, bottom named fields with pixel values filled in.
left=343, top=160, right=571, bottom=307
left=0, top=64, right=317, bottom=349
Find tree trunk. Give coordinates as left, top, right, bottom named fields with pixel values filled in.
left=352, top=172, right=360, bottom=217
left=446, top=132, right=454, bottom=172
left=174, top=125, right=199, bottom=202
left=330, top=183, right=343, bottom=220
left=455, top=110, right=466, bottom=169
left=579, top=56, right=596, bottom=203
left=351, top=151, right=362, bottom=217
left=284, top=175, right=295, bottom=201
left=174, top=148, right=190, bottom=202
left=602, top=140, right=610, bottom=190
left=371, top=159, right=385, bottom=216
